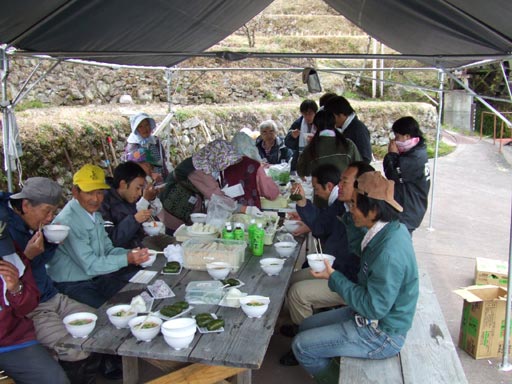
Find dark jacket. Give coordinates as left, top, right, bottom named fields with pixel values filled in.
left=0, top=193, right=59, bottom=303
left=100, top=187, right=145, bottom=248
left=256, top=136, right=292, bottom=165
left=383, top=138, right=430, bottom=231
left=296, top=199, right=359, bottom=282
left=285, top=116, right=314, bottom=171
left=342, top=116, right=372, bottom=163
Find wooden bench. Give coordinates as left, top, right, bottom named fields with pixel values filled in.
left=339, top=270, right=468, bottom=384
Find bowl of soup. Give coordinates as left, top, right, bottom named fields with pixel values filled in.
left=63, top=312, right=98, bottom=338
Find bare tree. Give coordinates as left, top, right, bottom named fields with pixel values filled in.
left=242, top=15, right=262, bottom=48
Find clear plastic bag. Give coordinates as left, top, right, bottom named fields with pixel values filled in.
left=268, top=162, right=291, bottom=184
left=206, top=194, right=237, bottom=230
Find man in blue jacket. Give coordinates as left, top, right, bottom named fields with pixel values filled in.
left=0, top=177, right=100, bottom=383
left=292, top=171, right=419, bottom=383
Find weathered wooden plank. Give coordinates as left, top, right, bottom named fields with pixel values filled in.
left=122, top=356, right=139, bottom=384
left=400, top=271, right=468, bottom=384
left=144, top=363, right=246, bottom=384
left=339, top=356, right=402, bottom=384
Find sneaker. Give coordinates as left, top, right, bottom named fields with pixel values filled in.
left=279, top=324, right=299, bottom=338
left=279, top=349, right=299, bottom=366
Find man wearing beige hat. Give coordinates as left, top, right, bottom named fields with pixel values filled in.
left=47, top=164, right=150, bottom=309
left=291, top=171, right=419, bottom=384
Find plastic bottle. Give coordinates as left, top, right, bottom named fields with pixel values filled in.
left=222, top=222, right=234, bottom=240
left=233, top=223, right=245, bottom=241
left=252, top=223, right=265, bottom=256
left=247, top=219, right=257, bottom=248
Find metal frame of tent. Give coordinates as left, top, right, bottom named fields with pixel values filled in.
left=1, top=20, right=512, bottom=374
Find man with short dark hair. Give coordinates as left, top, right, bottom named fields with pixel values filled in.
left=285, top=99, right=319, bottom=171
left=47, top=164, right=150, bottom=309
left=0, top=177, right=99, bottom=383
left=100, top=161, right=155, bottom=248
left=324, top=95, right=372, bottom=163
left=292, top=171, right=419, bottom=383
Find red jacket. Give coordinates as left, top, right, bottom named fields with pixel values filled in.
left=223, top=156, right=262, bottom=208
left=0, top=252, right=40, bottom=348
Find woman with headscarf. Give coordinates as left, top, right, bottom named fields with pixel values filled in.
left=227, top=132, right=280, bottom=209
left=124, top=112, right=168, bottom=181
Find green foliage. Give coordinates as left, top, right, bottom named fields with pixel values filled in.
left=14, top=100, right=46, bottom=111
left=174, top=110, right=193, bottom=122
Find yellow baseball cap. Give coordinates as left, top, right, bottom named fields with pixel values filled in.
left=73, top=164, right=110, bottom=192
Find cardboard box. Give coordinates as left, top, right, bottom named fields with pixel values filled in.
left=475, top=257, right=508, bottom=287
left=454, top=285, right=511, bottom=359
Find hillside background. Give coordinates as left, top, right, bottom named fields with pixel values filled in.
left=1, top=0, right=440, bottom=191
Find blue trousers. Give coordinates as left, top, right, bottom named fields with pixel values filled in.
left=0, top=344, right=69, bottom=384
left=55, top=265, right=139, bottom=308
left=292, top=307, right=405, bottom=375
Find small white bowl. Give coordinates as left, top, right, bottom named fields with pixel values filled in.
left=274, top=241, right=296, bottom=258
left=139, top=251, right=157, bottom=268
left=106, top=304, right=137, bottom=329
left=161, top=318, right=197, bottom=338
left=142, top=221, right=164, bottom=236
left=128, top=315, right=162, bottom=342
left=63, top=312, right=97, bottom=338
left=306, top=253, right=336, bottom=273
left=190, top=213, right=207, bottom=224
left=163, top=333, right=195, bottom=350
left=260, top=258, right=285, bottom=276
left=283, top=220, right=301, bottom=233
left=206, top=261, right=231, bottom=280
left=43, top=224, right=70, bottom=243
left=239, top=295, right=270, bottom=318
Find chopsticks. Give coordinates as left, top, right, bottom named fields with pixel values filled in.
left=314, top=238, right=323, bottom=257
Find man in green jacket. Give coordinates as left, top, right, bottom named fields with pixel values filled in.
left=292, top=171, right=419, bottom=384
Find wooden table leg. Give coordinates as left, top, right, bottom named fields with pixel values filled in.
left=122, top=356, right=139, bottom=384
left=231, top=369, right=251, bottom=384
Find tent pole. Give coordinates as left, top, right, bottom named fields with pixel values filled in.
left=427, top=70, right=445, bottom=230
left=1, top=46, right=13, bottom=192
left=500, top=194, right=512, bottom=371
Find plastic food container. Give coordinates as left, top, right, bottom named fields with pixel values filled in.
left=182, top=238, right=247, bottom=271
left=184, top=281, right=225, bottom=305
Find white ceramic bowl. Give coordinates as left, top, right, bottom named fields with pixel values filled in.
left=306, top=253, right=336, bottom=273
left=190, top=213, right=207, bottom=224
left=43, top=224, right=70, bottom=243
left=206, top=261, right=231, bottom=280
left=274, top=241, right=296, bottom=258
left=163, top=333, right=195, bottom=350
left=63, top=312, right=97, bottom=338
left=139, top=251, right=157, bottom=268
left=142, top=221, right=164, bottom=236
left=259, top=258, right=285, bottom=276
left=128, top=315, right=162, bottom=342
left=239, top=295, right=270, bottom=318
left=283, top=220, right=301, bottom=233
left=161, top=317, right=197, bottom=338
left=106, top=304, right=137, bottom=329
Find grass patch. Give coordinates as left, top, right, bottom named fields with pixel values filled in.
left=372, top=140, right=455, bottom=161
left=15, top=100, right=46, bottom=111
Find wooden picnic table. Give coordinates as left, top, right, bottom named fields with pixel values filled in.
left=57, top=236, right=304, bottom=384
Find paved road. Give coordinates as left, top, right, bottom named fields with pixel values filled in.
left=413, top=133, right=512, bottom=384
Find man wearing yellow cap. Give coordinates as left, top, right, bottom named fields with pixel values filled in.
left=47, top=164, right=150, bottom=309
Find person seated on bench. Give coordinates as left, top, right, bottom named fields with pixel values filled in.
left=280, top=162, right=374, bottom=366
left=46, top=164, right=151, bottom=309
left=292, top=171, right=419, bottom=384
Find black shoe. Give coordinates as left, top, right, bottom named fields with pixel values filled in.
left=100, top=354, right=123, bottom=380
left=279, top=349, right=299, bottom=366
left=280, top=324, right=299, bottom=338
left=60, top=354, right=101, bottom=384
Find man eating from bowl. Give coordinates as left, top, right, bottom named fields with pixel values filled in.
left=0, top=177, right=102, bottom=383
left=47, top=164, right=150, bottom=309
left=100, top=161, right=160, bottom=248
